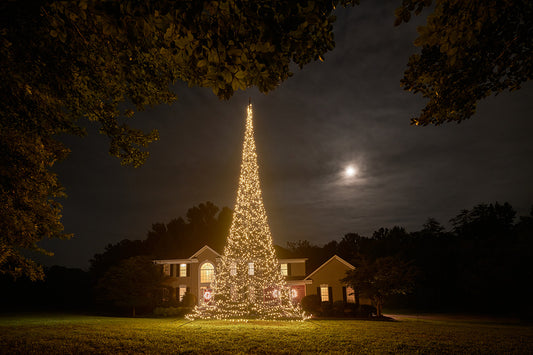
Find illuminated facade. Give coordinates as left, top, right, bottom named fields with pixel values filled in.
left=154, top=245, right=359, bottom=306
left=154, top=245, right=308, bottom=306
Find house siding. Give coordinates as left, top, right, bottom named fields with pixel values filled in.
left=305, top=257, right=352, bottom=303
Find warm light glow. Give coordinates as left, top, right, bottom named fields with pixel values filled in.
left=186, top=103, right=307, bottom=321
left=203, top=289, right=212, bottom=302
left=345, top=165, right=357, bottom=177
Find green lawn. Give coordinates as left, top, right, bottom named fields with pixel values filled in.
left=0, top=314, right=531, bottom=354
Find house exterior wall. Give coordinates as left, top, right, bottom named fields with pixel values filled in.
left=288, top=262, right=305, bottom=276
left=305, top=257, right=352, bottom=303
left=157, top=247, right=365, bottom=307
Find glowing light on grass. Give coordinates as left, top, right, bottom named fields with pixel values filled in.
left=187, top=103, right=307, bottom=321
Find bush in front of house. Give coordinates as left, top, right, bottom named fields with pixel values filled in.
left=333, top=300, right=346, bottom=317
left=352, top=304, right=377, bottom=318
left=301, top=294, right=321, bottom=316
left=181, top=291, right=197, bottom=308
left=321, top=301, right=334, bottom=317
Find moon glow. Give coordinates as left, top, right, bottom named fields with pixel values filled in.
left=345, top=165, right=357, bottom=178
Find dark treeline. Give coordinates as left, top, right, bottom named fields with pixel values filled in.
left=1, top=201, right=531, bottom=317
left=282, top=202, right=533, bottom=317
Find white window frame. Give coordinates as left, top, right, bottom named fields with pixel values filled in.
left=200, top=262, right=215, bottom=283
left=163, top=264, right=170, bottom=276
left=179, top=263, right=187, bottom=277
left=346, top=286, right=356, bottom=304
left=179, top=285, right=187, bottom=302
left=320, top=285, right=329, bottom=302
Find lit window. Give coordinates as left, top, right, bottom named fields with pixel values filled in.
left=248, top=262, right=254, bottom=275
left=230, top=262, right=237, bottom=276
left=163, top=264, right=170, bottom=276
left=320, top=285, right=329, bottom=302
left=200, top=262, right=215, bottom=283
left=346, top=286, right=356, bottom=304
left=179, top=263, right=187, bottom=277
left=280, top=263, right=288, bottom=276
left=179, top=286, right=187, bottom=302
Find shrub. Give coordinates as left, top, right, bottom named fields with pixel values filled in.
left=353, top=304, right=377, bottom=318
left=333, top=300, right=346, bottom=317
left=181, top=291, right=197, bottom=308
left=321, top=301, right=333, bottom=317
left=301, top=294, right=321, bottom=316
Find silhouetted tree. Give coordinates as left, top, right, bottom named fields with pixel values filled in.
left=96, top=255, right=166, bottom=317
left=343, top=256, right=417, bottom=317
left=89, top=202, right=232, bottom=282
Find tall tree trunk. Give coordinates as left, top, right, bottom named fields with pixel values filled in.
left=132, top=306, right=136, bottom=318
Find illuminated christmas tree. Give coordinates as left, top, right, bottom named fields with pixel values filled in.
left=187, top=102, right=305, bottom=320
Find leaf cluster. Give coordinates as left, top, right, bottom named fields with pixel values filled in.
left=397, top=0, right=533, bottom=125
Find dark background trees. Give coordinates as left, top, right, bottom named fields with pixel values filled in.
left=1, top=200, right=531, bottom=317
left=283, top=201, right=533, bottom=317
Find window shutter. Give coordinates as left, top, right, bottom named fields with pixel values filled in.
left=176, top=287, right=180, bottom=301
left=186, top=264, right=190, bottom=277
left=342, top=286, right=347, bottom=303
left=170, top=265, right=175, bottom=277
left=287, top=263, right=292, bottom=276
left=317, top=287, right=320, bottom=298
left=328, top=287, right=333, bottom=302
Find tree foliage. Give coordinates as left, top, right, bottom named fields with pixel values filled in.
left=96, top=255, right=166, bottom=317
left=0, top=0, right=356, bottom=280
left=89, top=202, right=231, bottom=280
left=343, top=256, right=417, bottom=317
left=396, top=0, right=533, bottom=125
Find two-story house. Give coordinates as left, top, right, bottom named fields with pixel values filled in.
left=154, top=245, right=357, bottom=306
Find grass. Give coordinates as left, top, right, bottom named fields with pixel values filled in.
left=0, top=313, right=532, bottom=354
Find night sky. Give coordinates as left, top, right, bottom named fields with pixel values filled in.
left=40, top=1, right=533, bottom=269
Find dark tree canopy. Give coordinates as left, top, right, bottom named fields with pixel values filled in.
left=96, top=255, right=166, bottom=317
left=89, top=202, right=231, bottom=280
left=0, top=0, right=356, bottom=280
left=342, top=256, right=417, bottom=317
left=396, top=0, right=533, bottom=125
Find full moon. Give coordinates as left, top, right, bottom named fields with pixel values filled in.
left=345, top=165, right=357, bottom=178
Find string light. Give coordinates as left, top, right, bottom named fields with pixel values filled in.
left=187, top=103, right=307, bottom=321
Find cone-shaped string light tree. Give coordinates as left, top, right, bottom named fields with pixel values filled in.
left=187, top=102, right=306, bottom=320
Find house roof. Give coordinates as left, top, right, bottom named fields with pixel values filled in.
left=190, top=245, right=221, bottom=258
left=153, top=258, right=198, bottom=264
left=278, top=258, right=307, bottom=263
left=304, top=255, right=355, bottom=281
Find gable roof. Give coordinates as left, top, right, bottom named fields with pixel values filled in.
left=304, top=255, right=355, bottom=281
left=190, top=245, right=221, bottom=259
